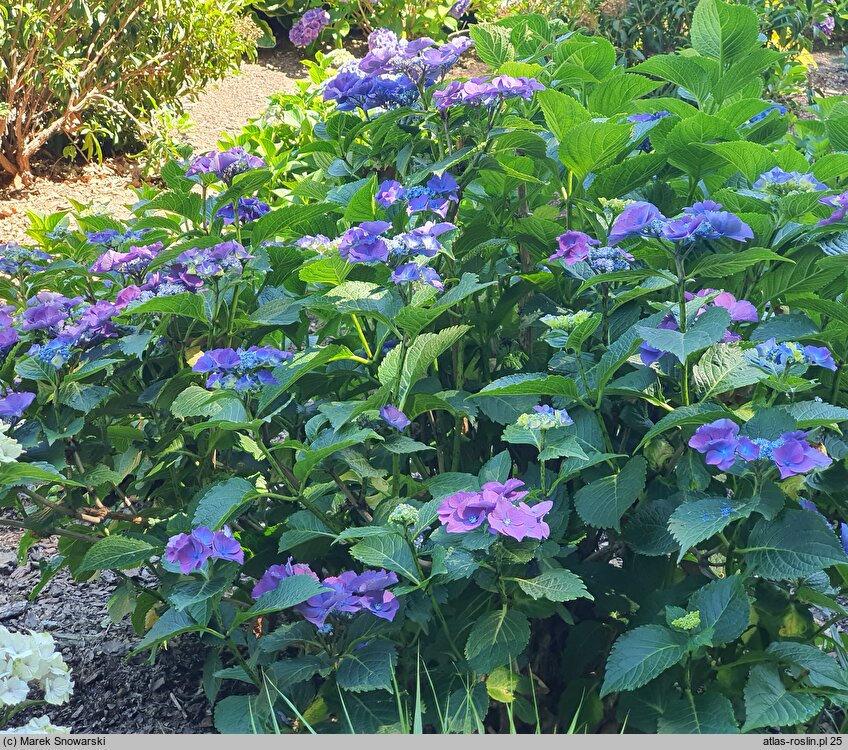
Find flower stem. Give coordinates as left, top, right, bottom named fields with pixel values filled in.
left=351, top=313, right=373, bottom=361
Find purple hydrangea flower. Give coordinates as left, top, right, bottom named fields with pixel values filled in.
left=710, top=291, right=759, bottom=323
left=19, top=292, right=83, bottom=332
left=289, top=7, right=330, bottom=47
left=174, top=240, right=254, bottom=279
left=698, top=211, right=754, bottom=242
left=215, top=197, right=271, bottom=225
left=549, top=231, right=599, bottom=265
left=688, top=419, right=743, bottom=471
left=608, top=202, right=665, bottom=243
left=684, top=200, right=723, bottom=214
left=841, top=522, right=848, bottom=556
left=661, top=214, right=704, bottom=242
left=391, top=263, right=444, bottom=290
left=771, top=431, right=832, bottom=478
left=753, top=167, right=827, bottom=193
left=406, top=174, right=460, bottom=218
left=0, top=243, right=52, bottom=275
left=804, top=346, right=837, bottom=371
left=210, top=526, right=245, bottom=564
left=0, top=305, right=19, bottom=352
left=84, top=228, right=148, bottom=247
left=295, top=234, right=332, bottom=250
left=165, top=526, right=244, bottom=575
left=815, top=14, right=835, bottom=36
left=252, top=558, right=320, bottom=599
left=488, top=498, right=553, bottom=541
left=437, top=490, right=495, bottom=533
left=28, top=336, right=73, bottom=369
left=380, top=404, right=411, bottom=431
left=186, top=147, right=265, bottom=184
left=166, top=531, right=211, bottom=574
left=818, top=192, right=848, bottom=226
left=339, top=221, right=392, bottom=263
left=587, top=246, right=634, bottom=273
left=433, top=75, right=543, bottom=110
left=436, top=479, right=552, bottom=541
left=368, top=28, right=399, bottom=52
left=252, top=560, right=399, bottom=627
left=448, top=0, right=470, bottom=17
left=90, top=243, right=162, bottom=275
left=748, top=338, right=836, bottom=376
left=193, top=345, right=293, bottom=392
left=397, top=221, right=455, bottom=257
left=0, top=390, right=35, bottom=419
left=376, top=180, right=405, bottom=207
left=323, top=69, right=418, bottom=112
left=359, top=36, right=472, bottom=86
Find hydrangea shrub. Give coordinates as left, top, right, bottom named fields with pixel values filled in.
left=3, top=0, right=848, bottom=734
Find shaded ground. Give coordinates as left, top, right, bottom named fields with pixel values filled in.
left=810, top=49, right=848, bottom=97
left=0, top=525, right=213, bottom=733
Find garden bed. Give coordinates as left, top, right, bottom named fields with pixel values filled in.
left=0, top=524, right=212, bottom=733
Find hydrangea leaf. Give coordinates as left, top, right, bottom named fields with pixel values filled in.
left=246, top=574, right=330, bottom=617
left=350, top=533, right=420, bottom=583
left=600, top=624, right=689, bottom=696
left=516, top=569, right=593, bottom=602
left=687, top=575, right=751, bottom=646
left=692, top=344, right=767, bottom=400
left=668, top=496, right=753, bottom=561
left=637, top=306, right=731, bottom=364
left=444, top=682, right=489, bottom=733
left=79, top=536, right=158, bottom=572
left=192, top=477, right=256, bottom=530
left=766, top=642, right=848, bottom=692
left=336, top=640, right=398, bottom=693
left=169, top=572, right=235, bottom=611
left=743, top=510, right=848, bottom=580
left=742, top=664, right=825, bottom=731
left=465, top=609, right=531, bottom=674
left=574, top=456, right=647, bottom=531
left=657, top=690, right=738, bottom=733
left=621, top=499, right=678, bottom=556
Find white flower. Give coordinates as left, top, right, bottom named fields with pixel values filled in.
left=43, top=669, right=73, bottom=705
left=0, top=423, right=22, bottom=464
left=0, top=675, right=30, bottom=705
left=0, top=627, right=73, bottom=709
left=1, top=715, right=70, bottom=734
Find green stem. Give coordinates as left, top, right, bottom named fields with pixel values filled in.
left=351, top=314, right=373, bottom=361
left=675, top=254, right=691, bottom=406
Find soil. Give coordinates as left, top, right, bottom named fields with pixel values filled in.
left=810, top=49, right=848, bottom=97
left=0, top=524, right=214, bottom=733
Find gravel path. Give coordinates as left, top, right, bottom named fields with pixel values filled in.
left=0, top=46, right=307, bottom=245
left=184, top=47, right=305, bottom=153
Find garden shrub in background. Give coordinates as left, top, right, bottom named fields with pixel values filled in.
left=254, top=0, right=466, bottom=49
left=499, top=0, right=843, bottom=65
left=4, top=0, right=848, bottom=734
left=0, top=0, right=255, bottom=183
